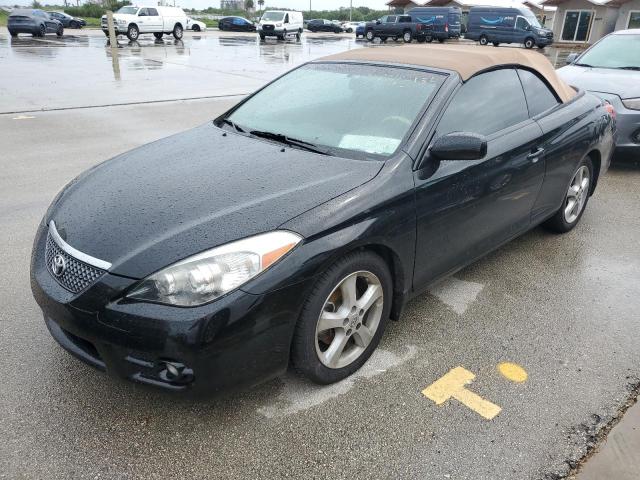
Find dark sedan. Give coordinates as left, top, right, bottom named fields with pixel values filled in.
left=8, top=9, right=63, bottom=37
left=31, top=45, right=615, bottom=395
left=47, top=11, right=86, bottom=28
left=218, top=16, right=256, bottom=32
left=307, top=19, right=343, bottom=33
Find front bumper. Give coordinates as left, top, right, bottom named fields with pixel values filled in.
left=591, top=92, right=640, bottom=158
left=535, top=36, right=554, bottom=46
left=31, top=222, right=312, bottom=395
left=258, top=26, right=287, bottom=36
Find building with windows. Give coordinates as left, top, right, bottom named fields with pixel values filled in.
left=541, top=0, right=639, bottom=44
left=220, top=0, right=244, bottom=10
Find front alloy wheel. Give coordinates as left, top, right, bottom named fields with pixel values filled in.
left=292, top=252, right=391, bottom=384
left=365, top=29, right=374, bottom=41
left=127, top=24, right=139, bottom=41
left=524, top=37, right=535, bottom=49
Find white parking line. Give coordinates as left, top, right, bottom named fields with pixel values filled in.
left=257, top=345, right=418, bottom=418
left=429, top=277, right=484, bottom=315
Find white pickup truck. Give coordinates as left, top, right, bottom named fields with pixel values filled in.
left=101, top=5, right=187, bottom=41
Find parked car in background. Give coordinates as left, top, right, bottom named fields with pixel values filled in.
left=8, top=9, right=63, bottom=37
left=559, top=29, right=640, bottom=159
left=407, top=6, right=461, bottom=42
left=355, top=22, right=365, bottom=38
left=342, top=21, right=360, bottom=33
left=47, top=11, right=85, bottom=29
left=101, top=6, right=187, bottom=41
left=364, top=14, right=432, bottom=43
left=466, top=6, right=553, bottom=49
left=307, top=19, right=343, bottom=33
left=218, top=16, right=256, bottom=32
left=186, top=17, right=206, bottom=32
left=30, top=45, right=614, bottom=394
left=257, top=10, right=304, bottom=41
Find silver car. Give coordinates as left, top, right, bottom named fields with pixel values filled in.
left=558, top=29, right=640, bottom=159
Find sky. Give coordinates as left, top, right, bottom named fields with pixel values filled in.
left=185, top=0, right=390, bottom=11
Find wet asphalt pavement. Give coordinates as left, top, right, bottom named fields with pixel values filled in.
left=1, top=28, right=639, bottom=479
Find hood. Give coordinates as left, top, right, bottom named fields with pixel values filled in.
left=48, top=123, right=383, bottom=279
left=557, top=65, right=640, bottom=99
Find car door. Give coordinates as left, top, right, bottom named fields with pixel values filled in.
left=136, top=8, right=150, bottom=32
left=412, top=68, right=546, bottom=288
left=514, top=16, right=530, bottom=43
left=146, top=8, right=162, bottom=32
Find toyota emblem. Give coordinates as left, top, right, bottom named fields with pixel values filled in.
left=52, top=254, right=66, bottom=277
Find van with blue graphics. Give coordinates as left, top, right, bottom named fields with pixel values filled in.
left=466, top=6, right=553, bottom=49
left=407, top=7, right=462, bottom=42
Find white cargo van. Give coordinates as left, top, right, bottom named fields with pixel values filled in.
left=257, top=10, right=304, bottom=41
left=101, top=5, right=188, bottom=41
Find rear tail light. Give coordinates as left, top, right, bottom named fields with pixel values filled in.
left=445, top=23, right=449, bottom=32
left=604, top=101, right=616, bottom=120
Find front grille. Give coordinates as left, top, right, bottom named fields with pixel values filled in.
left=45, top=232, right=105, bottom=293
left=263, top=24, right=274, bottom=31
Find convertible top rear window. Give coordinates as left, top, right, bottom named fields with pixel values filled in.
left=225, top=63, right=444, bottom=158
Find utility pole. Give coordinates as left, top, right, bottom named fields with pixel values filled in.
left=309, top=0, right=311, bottom=14
left=349, top=0, right=352, bottom=21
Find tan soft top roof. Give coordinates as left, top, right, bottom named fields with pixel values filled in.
left=322, top=44, right=576, bottom=103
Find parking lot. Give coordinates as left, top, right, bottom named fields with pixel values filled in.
left=1, top=27, right=639, bottom=479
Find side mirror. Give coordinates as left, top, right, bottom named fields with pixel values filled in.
left=525, top=24, right=531, bottom=31
left=376, top=20, right=381, bottom=24
left=429, top=132, right=487, bottom=161
left=565, top=52, right=579, bottom=65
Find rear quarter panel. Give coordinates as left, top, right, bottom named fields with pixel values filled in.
left=531, top=91, right=615, bottom=223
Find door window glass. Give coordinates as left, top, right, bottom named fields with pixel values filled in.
left=628, top=11, right=640, bottom=29
left=147, top=8, right=158, bottom=16
left=517, top=69, right=559, bottom=117
left=562, top=10, right=592, bottom=41
left=138, top=8, right=148, bottom=16
left=516, top=17, right=529, bottom=30
left=436, top=69, right=528, bottom=137
left=387, top=15, right=397, bottom=22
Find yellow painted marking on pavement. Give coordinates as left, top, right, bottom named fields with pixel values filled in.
left=12, top=115, right=35, bottom=120
left=422, top=366, right=502, bottom=420
left=497, top=362, right=528, bottom=383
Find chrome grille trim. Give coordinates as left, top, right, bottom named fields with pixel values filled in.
left=49, top=221, right=112, bottom=270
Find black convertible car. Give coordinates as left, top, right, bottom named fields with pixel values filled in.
left=31, top=45, right=615, bottom=394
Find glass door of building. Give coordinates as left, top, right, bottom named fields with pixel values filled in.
left=561, top=10, right=593, bottom=42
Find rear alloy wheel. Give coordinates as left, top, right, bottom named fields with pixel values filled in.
left=479, top=34, right=488, bottom=45
left=403, top=30, right=412, bottom=43
left=173, top=24, right=183, bottom=39
left=292, top=251, right=392, bottom=384
left=543, top=157, right=593, bottom=233
left=69, top=21, right=78, bottom=29
left=492, top=41, right=500, bottom=46
left=524, top=37, right=535, bottom=49
left=365, top=29, right=374, bottom=41
left=126, top=24, right=139, bottom=41
left=192, top=24, right=200, bottom=32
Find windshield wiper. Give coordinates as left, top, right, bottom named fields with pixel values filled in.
left=617, top=66, right=640, bottom=71
left=248, top=130, right=330, bottom=155
left=221, top=118, right=245, bottom=133
left=573, top=62, right=593, bottom=67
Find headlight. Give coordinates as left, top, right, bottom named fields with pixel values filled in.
left=276, top=22, right=282, bottom=27
left=126, top=231, right=302, bottom=307
left=622, top=98, right=640, bottom=111
left=117, top=19, right=126, bottom=24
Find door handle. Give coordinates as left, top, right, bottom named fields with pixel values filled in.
left=527, top=147, right=544, bottom=162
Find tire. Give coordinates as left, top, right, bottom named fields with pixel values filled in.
left=347, top=28, right=353, bottom=33
left=365, top=29, right=374, bottom=41
left=9, top=30, right=17, bottom=37
left=296, top=32, right=301, bottom=41
left=173, top=23, right=183, bottom=39
left=417, top=36, right=425, bottom=43
left=103, top=30, right=110, bottom=37
left=69, top=21, right=78, bottom=29
left=537, top=44, right=545, bottom=49
left=543, top=157, right=594, bottom=233
left=403, top=30, right=412, bottom=43
left=56, top=25, right=63, bottom=37
left=438, top=38, right=445, bottom=43
left=479, top=34, right=488, bottom=45
left=192, top=24, right=200, bottom=32
left=37, top=24, right=46, bottom=37
left=126, top=24, right=139, bottom=41
left=154, top=32, right=163, bottom=39
left=492, top=41, right=500, bottom=47
left=291, top=251, right=392, bottom=384
left=524, top=37, right=535, bottom=49
left=259, top=33, right=266, bottom=41
left=425, top=36, right=433, bottom=43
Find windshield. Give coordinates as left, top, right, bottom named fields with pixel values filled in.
left=261, top=12, right=285, bottom=21
left=117, top=6, right=138, bottom=15
left=225, top=63, right=444, bottom=157
left=525, top=15, right=542, bottom=28
left=577, top=34, right=640, bottom=68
